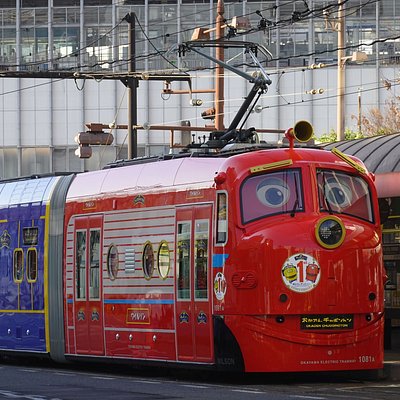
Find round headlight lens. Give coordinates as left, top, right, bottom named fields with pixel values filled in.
left=316, top=216, right=345, bottom=249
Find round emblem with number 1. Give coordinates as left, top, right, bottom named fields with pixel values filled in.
left=281, top=253, right=321, bottom=293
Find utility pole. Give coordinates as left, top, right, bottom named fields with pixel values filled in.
left=357, top=87, right=362, bottom=135
left=215, top=0, right=225, bottom=131
left=125, top=12, right=138, bottom=159
left=336, top=0, right=345, bottom=141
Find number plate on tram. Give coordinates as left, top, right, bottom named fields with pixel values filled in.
left=300, top=314, right=354, bottom=330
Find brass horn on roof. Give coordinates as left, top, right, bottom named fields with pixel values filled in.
left=285, top=120, right=314, bottom=148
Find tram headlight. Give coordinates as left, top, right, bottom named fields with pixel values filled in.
left=315, top=216, right=345, bottom=249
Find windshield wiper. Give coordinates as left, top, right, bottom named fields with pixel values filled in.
left=290, top=172, right=299, bottom=217
left=321, top=172, right=334, bottom=215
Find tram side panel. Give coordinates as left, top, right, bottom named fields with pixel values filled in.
left=63, top=187, right=215, bottom=363
left=64, top=204, right=176, bottom=360
left=0, top=176, right=72, bottom=355
left=102, top=205, right=176, bottom=360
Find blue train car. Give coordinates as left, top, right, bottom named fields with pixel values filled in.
left=0, top=174, right=74, bottom=360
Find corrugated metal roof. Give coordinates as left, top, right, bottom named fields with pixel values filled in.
left=323, top=133, right=400, bottom=173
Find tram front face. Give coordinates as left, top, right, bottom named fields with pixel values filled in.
left=218, top=159, right=383, bottom=372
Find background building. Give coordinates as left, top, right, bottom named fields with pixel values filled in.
left=0, top=0, right=399, bottom=177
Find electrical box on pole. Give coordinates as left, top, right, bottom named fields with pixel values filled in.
left=74, top=123, right=114, bottom=158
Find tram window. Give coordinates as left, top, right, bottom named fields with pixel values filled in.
left=195, top=220, right=209, bottom=300
left=241, top=169, right=304, bottom=224
left=76, top=230, right=86, bottom=299
left=13, top=249, right=24, bottom=283
left=27, top=248, right=37, bottom=282
left=317, top=170, right=373, bottom=223
left=143, top=242, right=154, bottom=280
left=177, top=222, right=190, bottom=300
left=158, top=241, right=170, bottom=280
left=89, top=229, right=100, bottom=299
left=216, top=192, right=227, bottom=244
left=107, top=244, right=119, bottom=280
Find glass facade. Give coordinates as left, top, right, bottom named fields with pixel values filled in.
left=0, top=0, right=398, bottom=178
left=1, top=1, right=395, bottom=75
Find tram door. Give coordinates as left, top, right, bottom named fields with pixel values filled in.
left=73, top=216, right=104, bottom=355
left=175, top=205, right=214, bottom=362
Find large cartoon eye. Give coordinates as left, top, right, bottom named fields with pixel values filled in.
left=325, top=179, right=352, bottom=208
left=256, top=178, right=290, bottom=208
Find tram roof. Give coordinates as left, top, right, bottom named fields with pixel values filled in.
left=67, top=157, right=224, bottom=199
left=0, top=175, right=61, bottom=206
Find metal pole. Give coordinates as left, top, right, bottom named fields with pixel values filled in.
left=358, top=87, right=362, bottom=135
left=275, top=0, right=280, bottom=133
left=16, top=0, right=21, bottom=176
left=127, top=12, right=138, bottom=159
left=336, top=0, right=345, bottom=141
left=215, top=0, right=224, bottom=131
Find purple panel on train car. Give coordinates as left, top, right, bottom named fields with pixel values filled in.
left=0, top=202, right=45, bottom=310
left=0, top=202, right=47, bottom=351
left=0, top=314, right=46, bottom=351
left=0, top=176, right=60, bottom=353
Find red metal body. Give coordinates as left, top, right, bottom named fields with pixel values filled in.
left=62, top=147, right=384, bottom=372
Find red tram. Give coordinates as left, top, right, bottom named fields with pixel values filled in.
left=0, top=122, right=384, bottom=373
left=55, top=123, right=383, bottom=372
left=0, top=41, right=384, bottom=371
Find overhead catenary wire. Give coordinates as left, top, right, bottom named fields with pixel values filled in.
left=0, top=52, right=398, bottom=124
left=1, top=0, right=396, bottom=158
left=117, top=77, right=400, bottom=134
left=1, top=0, right=397, bottom=116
